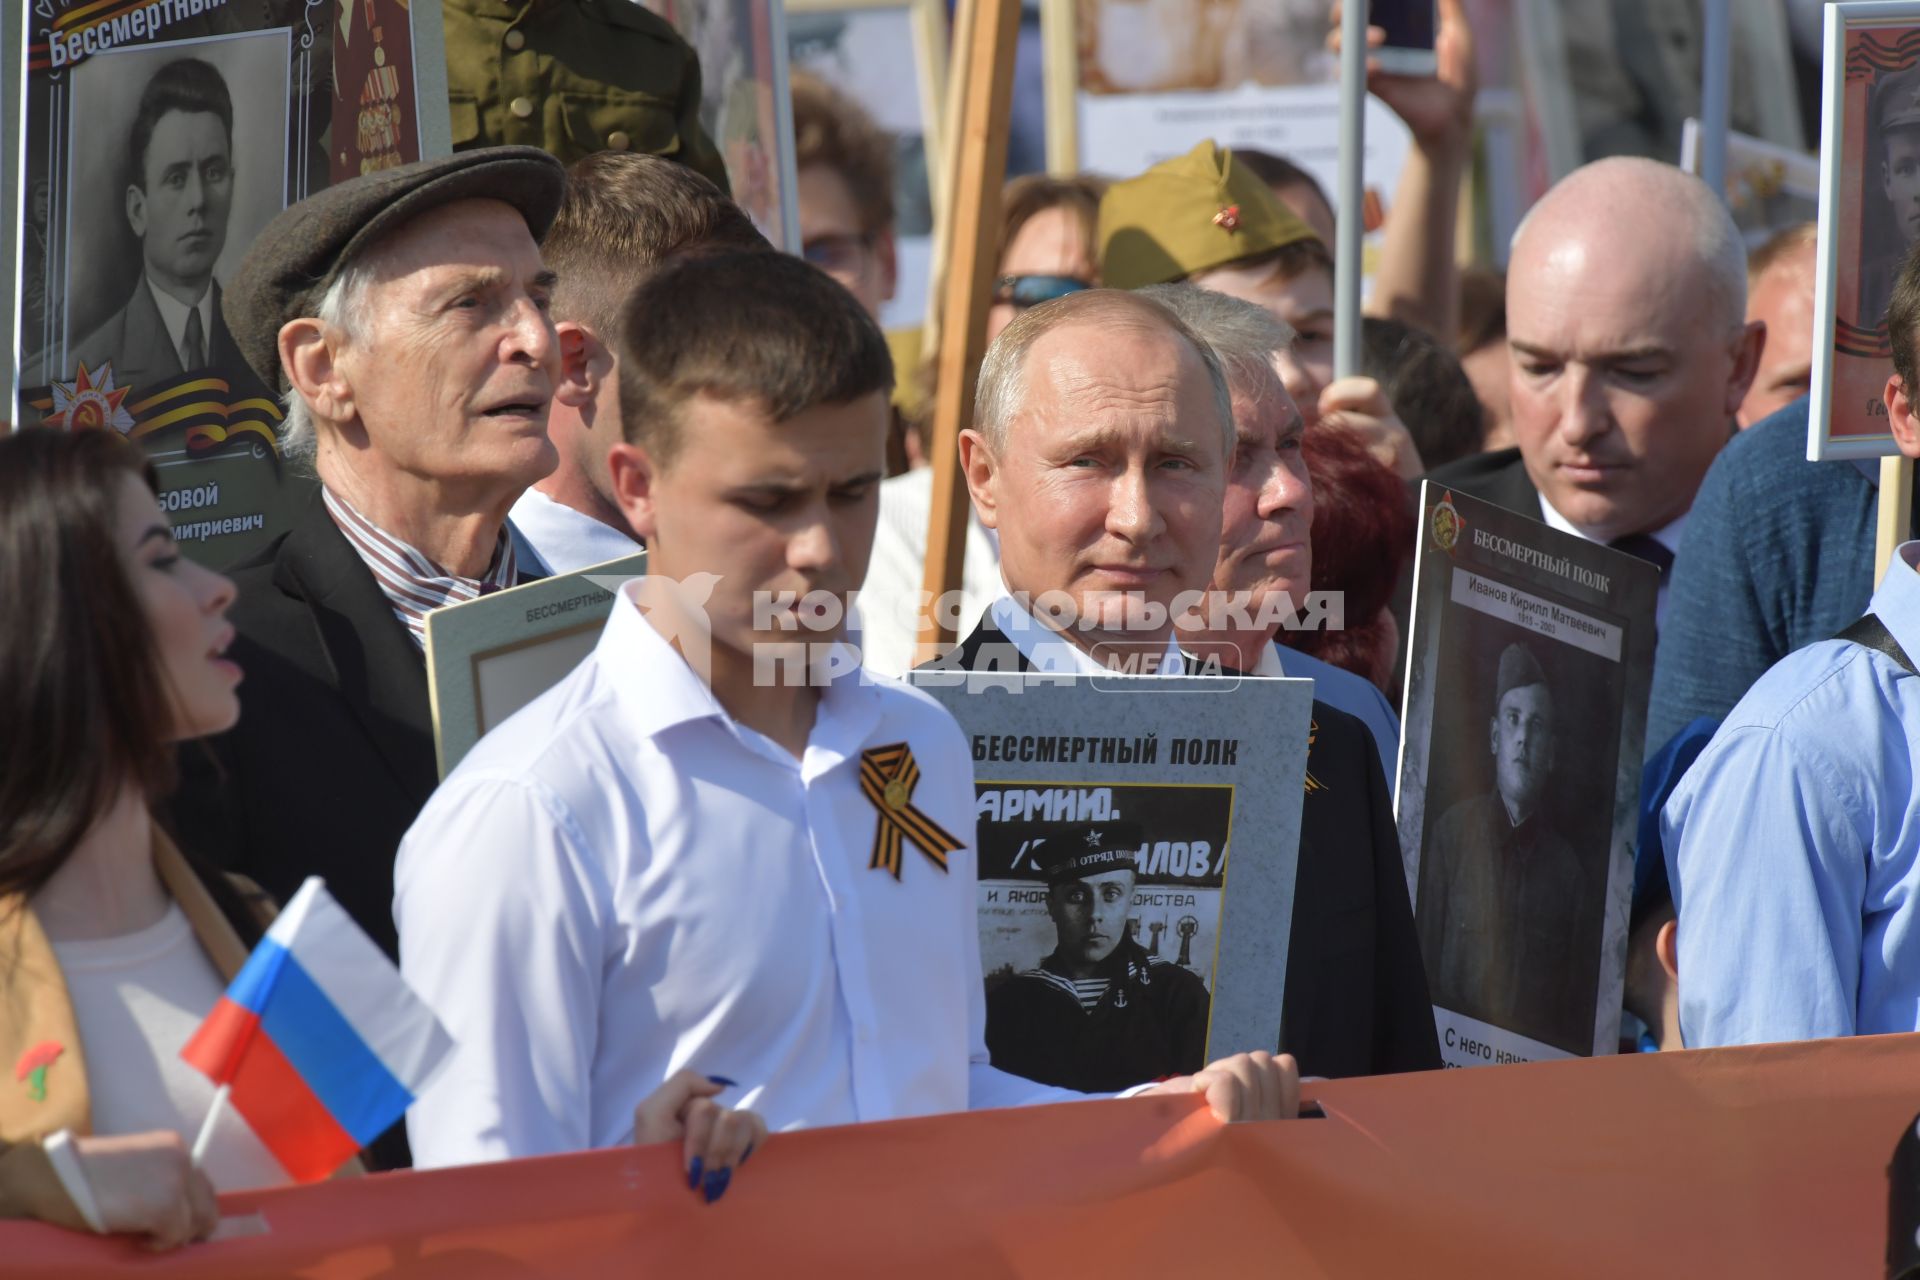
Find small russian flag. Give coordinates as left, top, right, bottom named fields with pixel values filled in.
left=181, top=877, right=452, bottom=1182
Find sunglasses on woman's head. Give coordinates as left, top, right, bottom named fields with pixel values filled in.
left=993, top=274, right=1093, bottom=309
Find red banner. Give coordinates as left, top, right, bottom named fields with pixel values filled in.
left=5, top=1034, right=1914, bottom=1278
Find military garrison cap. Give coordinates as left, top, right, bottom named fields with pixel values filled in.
left=1880, top=64, right=1920, bottom=136
left=223, top=145, right=567, bottom=393
left=1043, top=823, right=1144, bottom=884
left=1495, top=642, right=1549, bottom=704
left=1098, top=140, right=1319, bottom=291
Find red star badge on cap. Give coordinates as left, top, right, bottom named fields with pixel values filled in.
left=1213, top=204, right=1241, bottom=231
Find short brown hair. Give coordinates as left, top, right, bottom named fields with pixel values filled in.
left=0, top=428, right=174, bottom=899
left=1746, top=220, right=1817, bottom=287
left=542, top=151, right=769, bottom=342
left=998, top=173, right=1108, bottom=270
left=617, top=251, right=895, bottom=464
left=790, top=71, right=895, bottom=235
left=1888, top=240, right=1920, bottom=395
left=1199, top=238, right=1332, bottom=288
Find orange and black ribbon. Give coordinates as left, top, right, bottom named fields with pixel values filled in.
left=859, top=743, right=963, bottom=880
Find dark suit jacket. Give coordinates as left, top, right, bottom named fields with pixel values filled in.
left=167, top=489, right=440, bottom=959
left=1421, top=446, right=1540, bottom=520
left=925, top=618, right=1441, bottom=1079
left=69, top=277, right=247, bottom=390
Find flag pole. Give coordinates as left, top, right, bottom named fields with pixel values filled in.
left=1333, top=0, right=1368, bottom=379
left=191, top=1083, right=233, bottom=1167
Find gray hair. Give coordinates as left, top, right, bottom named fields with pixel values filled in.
left=1510, top=156, right=1749, bottom=334
left=1136, top=283, right=1295, bottom=408
left=276, top=260, right=374, bottom=465
left=972, top=288, right=1235, bottom=456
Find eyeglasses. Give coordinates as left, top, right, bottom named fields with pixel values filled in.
left=803, top=232, right=875, bottom=276
left=993, top=274, right=1093, bottom=309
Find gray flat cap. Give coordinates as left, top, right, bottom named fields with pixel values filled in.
left=224, top=146, right=567, bottom=393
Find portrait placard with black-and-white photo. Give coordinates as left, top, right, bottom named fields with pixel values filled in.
left=911, top=672, right=1312, bottom=1093
left=14, top=0, right=446, bottom=564
left=1396, top=485, right=1657, bottom=1068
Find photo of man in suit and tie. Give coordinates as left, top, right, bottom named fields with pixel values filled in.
left=69, top=56, right=248, bottom=388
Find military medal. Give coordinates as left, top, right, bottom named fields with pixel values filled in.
left=859, top=743, right=963, bottom=880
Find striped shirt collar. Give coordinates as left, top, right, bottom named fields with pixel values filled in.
left=322, top=486, right=518, bottom=649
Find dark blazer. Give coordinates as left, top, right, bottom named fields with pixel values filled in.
left=1421, top=446, right=1540, bottom=519
left=167, top=489, right=439, bottom=960
left=926, top=617, right=1441, bottom=1079
left=68, top=277, right=247, bottom=390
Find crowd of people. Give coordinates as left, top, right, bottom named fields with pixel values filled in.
left=2, top=0, right=1913, bottom=1256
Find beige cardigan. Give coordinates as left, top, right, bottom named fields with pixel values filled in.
left=0, top=825, right=281, bottom=1227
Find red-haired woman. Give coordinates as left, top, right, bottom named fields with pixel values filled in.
left=0, top=429, right=762, bottom=1248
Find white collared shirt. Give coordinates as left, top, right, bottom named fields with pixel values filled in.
left=395, top=584, right=1080, bottom=1168
left=508, top=486, right=643, bottom=576
left=1537, top=495, right=1687, bottom=627
left=988, top=592, right=1186, bottom=675
left=854, top=468, right=1002, bottom=677
left=145, top=275, right=215, bottom=371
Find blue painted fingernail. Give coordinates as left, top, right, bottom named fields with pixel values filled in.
left=703, top=1167, right=732, bottom=1204
left=687, top=1156, right=703, bottom=1190
left=706, top=1075, right=737, bottom=1087
left=741, top=1143, right=754, bottom=1166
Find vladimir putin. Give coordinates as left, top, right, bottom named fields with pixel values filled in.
left=71, top=57, right=249, bottom=388
left=986, top=824, right=1209, bottom=1091
left=1418, top=642, right=1600, bottom=1054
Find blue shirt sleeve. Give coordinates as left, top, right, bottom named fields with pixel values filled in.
left=1662, top=721, right=1868, bottom=1046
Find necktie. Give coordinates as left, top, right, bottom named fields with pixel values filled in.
left=182, top=307, right=206, bottom=370
left=1608, top=533, right=1674, bottom=582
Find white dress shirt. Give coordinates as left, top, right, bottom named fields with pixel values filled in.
left=145, top=275, right=215, bottom=370
left=854, top=468, right=1002, bottom=677
left=508, top=486, right=643, bottom=576
left=395, top=583, right=1080, bottom=1168
left=1538, top=495, right=1686, bottom=627
left=989, top=592, right=1186, bottom=674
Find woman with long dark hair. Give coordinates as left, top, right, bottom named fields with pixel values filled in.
left=0, top=428, right=765, bottom=1246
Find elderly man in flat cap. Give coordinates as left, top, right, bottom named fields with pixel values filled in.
left=168, top=146, right=567, bottom=971
left=925, top=289, right=1438, bottom=1079
left=1418, top=641, right=1597, bottom=1056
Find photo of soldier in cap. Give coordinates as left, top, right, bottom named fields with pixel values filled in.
left=1416, top=639, right=1609, bottom=1056
left=64, top=33, right=289, bottom=392
left=1862, top=61, right=1920, bottom=330
left=985, top=822, right=1211, bottom=1092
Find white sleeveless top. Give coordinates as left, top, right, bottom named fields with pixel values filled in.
left=51, top=903, right=287, bottom=1191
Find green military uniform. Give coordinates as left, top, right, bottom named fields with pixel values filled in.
left=1097, top=139, right=1317, bottom=290
left=441, top=0, right=730, bottom=192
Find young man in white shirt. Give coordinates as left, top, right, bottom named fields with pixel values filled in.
left=395, top=251, right=1297, bottom=1189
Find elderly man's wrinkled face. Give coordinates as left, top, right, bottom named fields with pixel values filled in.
left=1507, top=230, right=1743, bottom=542
left=1211, top=371, right=1311, bottom=614
left=338, top=198, right=559, bottom=490
left=1490, top=682, right=1554, bottom=823
left=970, top=320, right=1227, bottom=650
left=1047, top=868, right=1135, bottom=974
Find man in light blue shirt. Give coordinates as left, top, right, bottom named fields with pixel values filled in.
left=1661, top=248, right=1920, bottom=1047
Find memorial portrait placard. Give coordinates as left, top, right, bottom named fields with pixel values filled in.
left=911, top=671, right=1311, bottom=1091
left=426, top=554, right=647, bottom=778
left=1396, top=485, right=1657, bottom=1068
left=14, top=0, right=449, bottom=563
left=1809, top=2, right=1920, bottom=460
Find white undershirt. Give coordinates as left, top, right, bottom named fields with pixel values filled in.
left=1537, top=495, right=1687, bottom=628
left=51, top=904, right=286, bottom=1192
